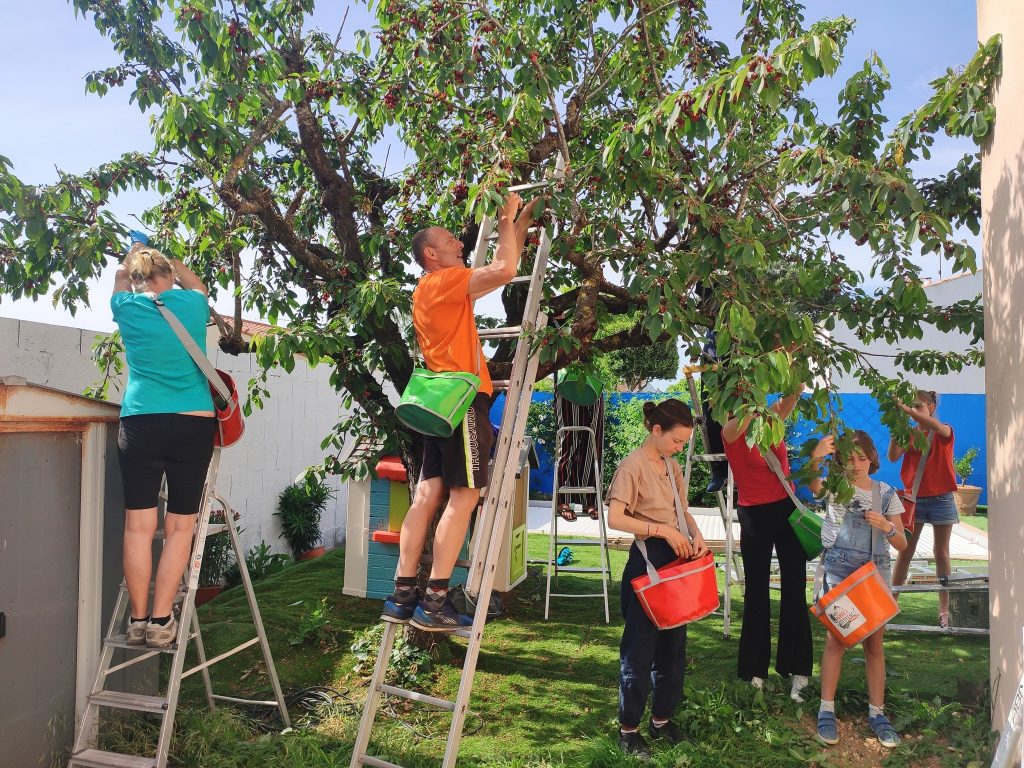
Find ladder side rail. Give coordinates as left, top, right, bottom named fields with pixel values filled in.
left=465, top=310, right=546, bottom=595
left=441, top=327, right=547, bottom=768
left=544, top=426, right=569, bottom=619
left=585, top=428, right=611, bottom=624
left=152, top=450, right=220, bottom=768
left=215, top=489, right=292, bottom=728
left=349, top=623, right=401, bottom=768
left=470, top=214, right=495, bottom=270
left=72, top=586, right=131, bottom=755
left=188, top=610, right=216, bottom=712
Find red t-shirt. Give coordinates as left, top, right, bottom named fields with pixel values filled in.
left=900, top=426, right=957, bottom=497
left=722, top=433, right=792, bottom=507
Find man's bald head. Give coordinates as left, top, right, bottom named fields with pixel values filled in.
left=412, top=227, right=445, bottom=268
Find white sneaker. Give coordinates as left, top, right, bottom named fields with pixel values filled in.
left=125, top=618, right=148, bottom=646
left=791, top=674, right=809, bottom=703
left=751, top=676, right=765, bottom=691
left=146, top=615, right=178, bottom=648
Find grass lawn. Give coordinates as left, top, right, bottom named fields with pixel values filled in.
left=99, top=535, right=995, bottom=767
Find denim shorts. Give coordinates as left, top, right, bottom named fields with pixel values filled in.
left=914, top=492, right=959, bottom=526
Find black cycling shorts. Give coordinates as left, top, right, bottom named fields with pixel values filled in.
left=420, top=393, right=494, bottom=489
left=118, top=414, right=217, bottom=514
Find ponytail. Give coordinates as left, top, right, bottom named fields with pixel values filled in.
left=122, top=246, right=174, bottom=292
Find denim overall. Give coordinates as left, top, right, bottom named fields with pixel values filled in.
left=822, top=483, right=895, bottom=593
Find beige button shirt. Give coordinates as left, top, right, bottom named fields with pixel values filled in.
left=607, top=448, right=686, bottom=537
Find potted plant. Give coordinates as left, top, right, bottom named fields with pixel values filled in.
left=196, top=508, right=239, bottom=605
left=953, top=446, right=983, bottom=516
left=275, top=478, right=333, bottom=560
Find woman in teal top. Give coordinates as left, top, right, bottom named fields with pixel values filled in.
left=112, top=243, right=215, bottom=649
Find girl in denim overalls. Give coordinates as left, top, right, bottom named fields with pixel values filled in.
left=807, top=431, right=908, bottom=749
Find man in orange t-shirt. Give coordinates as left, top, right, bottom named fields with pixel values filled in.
left=382, top=192, right=537, bottom=632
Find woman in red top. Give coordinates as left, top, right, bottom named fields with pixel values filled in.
left=721, top=384, right=813, bottom=701
left=888, top=390, right=958, bottom=628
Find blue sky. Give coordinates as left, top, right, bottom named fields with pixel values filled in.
left=0, top=1, right=981, bottom=333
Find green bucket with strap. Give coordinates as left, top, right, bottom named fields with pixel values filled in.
left=788, top=506, right=824, bottom=560
left=396, top=369, right=481, bottom=438
left=558, top=368, right=603, bottom=406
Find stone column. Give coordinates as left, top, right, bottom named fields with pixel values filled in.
left=978, top=0, right=1024, bottom=741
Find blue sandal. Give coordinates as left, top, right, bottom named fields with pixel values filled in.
left=816, top=711, right=839, bottom=745
left=868, top=714, right=900, bottom=748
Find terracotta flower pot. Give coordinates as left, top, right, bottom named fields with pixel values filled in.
left=296, top=545, right=326, bottom=562
left=194, top=584, right=223, bottom=607
left=953, top=485, right=982, bottom=516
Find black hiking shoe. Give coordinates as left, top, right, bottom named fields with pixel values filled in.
left=648, top=719, right=686, bottom=745
left=618, top=730, right=651, bottom=760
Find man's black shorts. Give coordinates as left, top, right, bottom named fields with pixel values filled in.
left=420, top=393, right=493, bottom=489
left=118, top=413, right=216, bottom=514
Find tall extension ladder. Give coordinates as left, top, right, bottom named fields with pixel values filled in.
left=349, top=158, right=564, bottom=768
left=544, top=425, right=612, bottom=622
left=682, top=364, right=743, bottom=640
left=70, top=449, right=290, bottom=768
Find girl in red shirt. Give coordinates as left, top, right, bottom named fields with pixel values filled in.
left=721, top=384, right=813, bottom=701
left=888, top=390, right=958, bottom=628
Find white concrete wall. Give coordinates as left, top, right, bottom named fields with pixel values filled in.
left=979, top=0, right=1024, bottom=740
left=0, top=317, right=350, bottom=556
left=830, top=271, right=984, bottom=394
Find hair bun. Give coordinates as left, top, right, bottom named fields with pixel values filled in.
left=642, top=401, right=657, bottom=415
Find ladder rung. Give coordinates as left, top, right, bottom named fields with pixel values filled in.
left=361, top=756, right=404, bottom=768
left=452, top=627, right=472, bottom=640
left=491, top=380, right=510, bottom=389
left=556, top=486, right=597, bottom=494
left=692, top=453, right=727, bottom=461
left=70, top=749, right=156, bottom=768
left=88, top=690, right=168, bottom=714
left=552, top=567, right=608, bottom=573
left=379, top=683, right=456, bottom=711
left=486, top=226, right=541, bottom=241
left=104, top=634, right=184, bottom=653
left=508, top=179, right=551, bottom=192
left=210, top=694, right=280, bottom=707
left=419, top=554, right=473, bottom=570
left=548, top=592, right=608, bottom=598
left=554, top=538, right=607, bottom=546
left=478, top=326, right=522, bottom=339
left=509, top=275, right=533, bottom=284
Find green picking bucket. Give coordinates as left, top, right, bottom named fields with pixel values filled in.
left=558, top=369, right=603, bottom=406
left=396, top=368, right=481, bottom=438
left=789, top=506, right=824, bottom=560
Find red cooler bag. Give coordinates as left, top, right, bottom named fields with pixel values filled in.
left=631, top=550, right=719, bottom=629
left=210, top=369, right=244, bottom=447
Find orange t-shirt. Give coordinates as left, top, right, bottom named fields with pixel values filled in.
left=412, top=266, right=493, bottom=396
left=900, top=427, right=957, bottom=497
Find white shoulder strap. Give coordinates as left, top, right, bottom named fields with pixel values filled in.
left=151, top=296, right=231, bottom=402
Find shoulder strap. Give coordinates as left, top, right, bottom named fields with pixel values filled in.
left=907, top=431, right=936, bottom=502
left=635, top=458, right=692, bottom=584
left=758, top=445, right=812, bottom=516
left=870, top=480, right=882, bottom=559
left=151, top=295, right=231, bottom=402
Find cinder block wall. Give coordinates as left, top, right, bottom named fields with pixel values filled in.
left=0, top=317, right=350, bottom=556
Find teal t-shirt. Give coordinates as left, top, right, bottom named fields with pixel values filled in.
left=111, top=289, right=215, bottom=416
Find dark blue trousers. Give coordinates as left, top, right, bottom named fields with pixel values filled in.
left=619, top=538, right=687, bottom=728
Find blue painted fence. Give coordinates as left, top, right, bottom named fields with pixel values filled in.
left=498, top=392, right=987, bottom=505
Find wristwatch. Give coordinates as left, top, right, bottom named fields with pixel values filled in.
left=885, top=523, right=898, bottom=539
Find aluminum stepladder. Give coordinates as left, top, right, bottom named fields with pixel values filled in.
left=70, top=448, right=290, bottom=768
left=349, top=157, right=565, bottom=768
left=991, top=628, right=1024, bottom=768
left=682, top=364, right=742, bottom=639
left=544, top=425, right=612, bottom=622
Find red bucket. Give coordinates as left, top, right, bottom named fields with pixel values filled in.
left=631, top=552, right=719, bottom=629
left=211, top=369, right=245, bottom=448
left=895, top=489, right=916, bottom=530
left=811, top=562, right=899, bottom=648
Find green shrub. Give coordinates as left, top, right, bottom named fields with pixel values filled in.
left=223, top=540, right=290, bottom=589
left=351, top=623, right=434, bottom=689
left=288, top=597, right=335, bottom=647
left=274, top=478, right=333, bottom=556
left=954, top=446, right=981, bottom=486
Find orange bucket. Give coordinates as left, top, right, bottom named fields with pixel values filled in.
left=811, top=562, right=899, bottom=648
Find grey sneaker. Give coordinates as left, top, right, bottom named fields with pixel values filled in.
left=146, top=615, right=178, bottom=648
left=125, top=618, right=148, bottom=646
